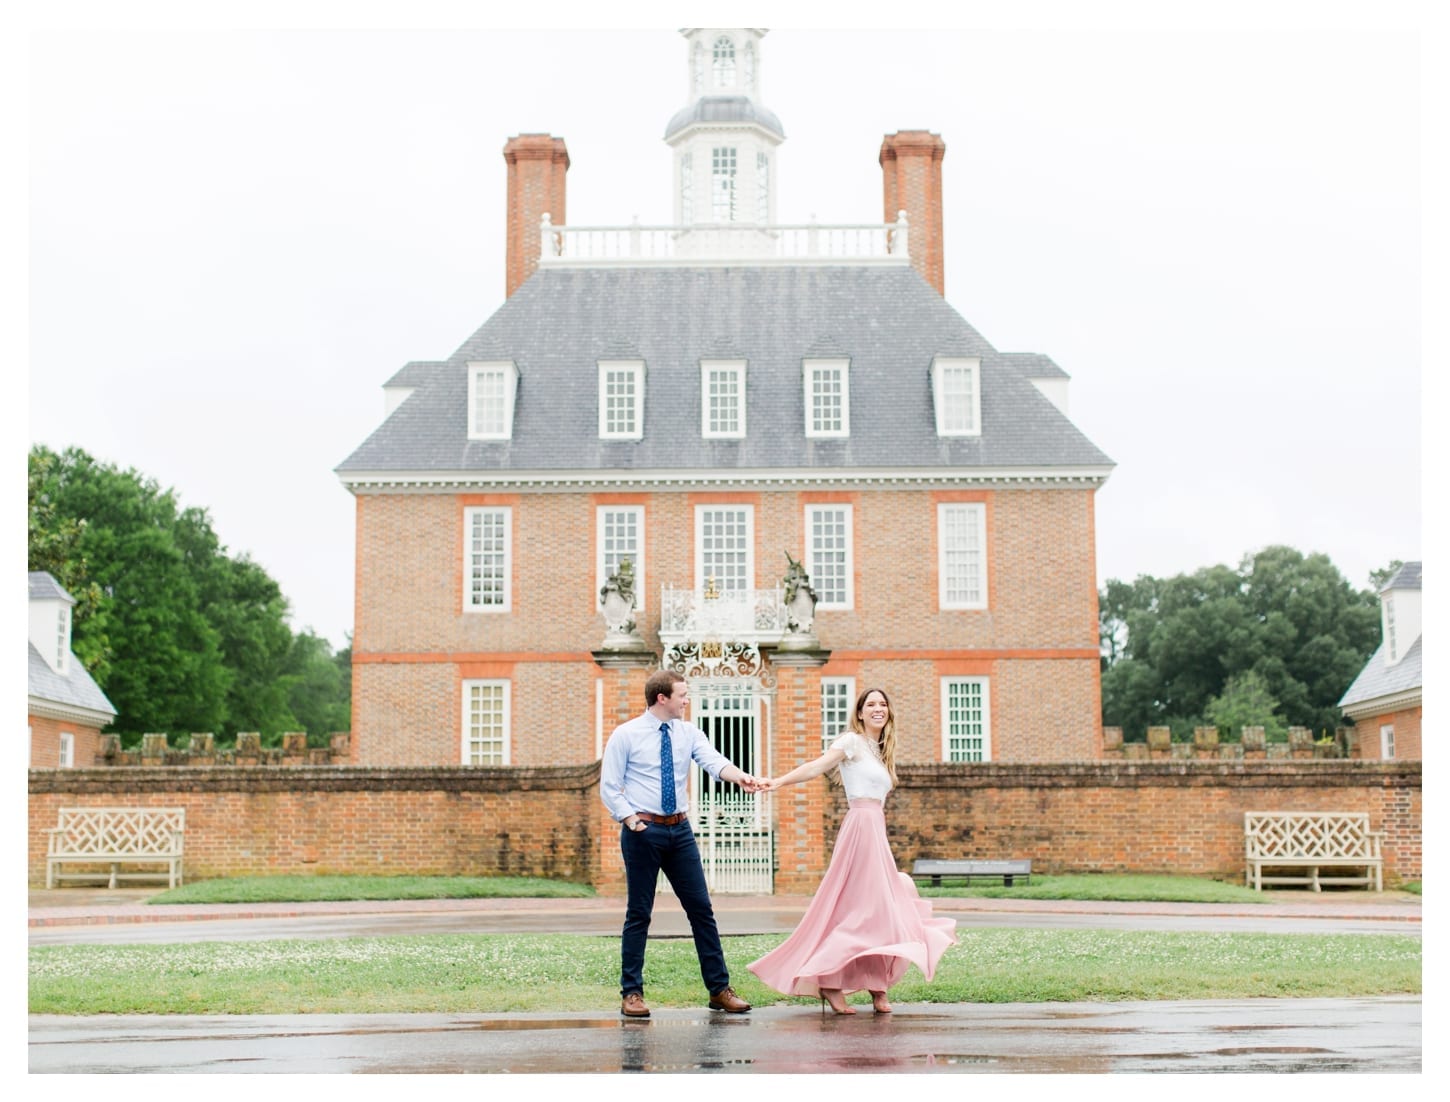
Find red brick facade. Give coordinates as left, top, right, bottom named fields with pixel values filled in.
left=350, top=485, right=1103, bottom=769
left=27, top=713, right=101, bottom=769
left=29, top=761, right=1421, bottom=890
left=1352, top=706, right=1422, bottom=762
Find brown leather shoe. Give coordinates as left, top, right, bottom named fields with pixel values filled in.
left=621, top=992, right=650, bottom=1018
left=708, top=986, right=751, bottom=1013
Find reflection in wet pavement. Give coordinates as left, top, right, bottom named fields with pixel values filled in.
left=29, top=997, right=1421, bottom=1074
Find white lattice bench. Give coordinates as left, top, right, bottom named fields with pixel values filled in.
left=1244, top=811, right=1383, bottom=892
left=45, top=807, right=186, bottom=889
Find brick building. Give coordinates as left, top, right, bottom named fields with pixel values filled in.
left=1339, top=561, right=1422, bottom=760
left=27, top=571, right=116, bottom=768
left=336, top=29, right=1114, bottom=891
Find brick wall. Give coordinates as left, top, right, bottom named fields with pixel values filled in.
left=27, top=714, right=101, bottom=769
left=29, top=760, right=1420, bottom=888
left=352, top=485, right=1101, bottom=765
left=1353, top=707, right=1422, bottom=761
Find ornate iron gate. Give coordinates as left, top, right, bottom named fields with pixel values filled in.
left=689, top=680, right=773, bottom=894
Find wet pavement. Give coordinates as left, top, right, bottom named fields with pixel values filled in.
left=28, top=886, right=1424, bottom=1074
left=28, top=998, right=1422, bottom=1073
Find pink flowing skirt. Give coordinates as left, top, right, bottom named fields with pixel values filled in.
left=747, top=800, right=958, bottom=997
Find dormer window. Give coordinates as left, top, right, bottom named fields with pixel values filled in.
left=931, top=357, right=982, bottom=437
left=467, top=361, right=519, bottom=440
left=599, top=360, right=645, bottom=440
left=55, top=604, right=69, bottom=676
left=804, top=358, right=850, bottom=438
left=712, top=36, right=736, bottom=87
left=702, top=360, right=746, bottom=438
left=1385, top=596, right=1398, bottom=662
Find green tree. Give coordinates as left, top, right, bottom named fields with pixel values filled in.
left=27, top=444, right=351, bottom=744
left=1099, top=546, right=1382, bottom=739
left=1204, top=670, right=1288, bottom=741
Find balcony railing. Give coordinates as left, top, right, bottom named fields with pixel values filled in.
left=538, top=212, right=911, bottom=268
left=659, top=585, right=789, bottom=644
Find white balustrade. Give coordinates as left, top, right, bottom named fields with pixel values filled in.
left=538, top=212, right=911, bottom=267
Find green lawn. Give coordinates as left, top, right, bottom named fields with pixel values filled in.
left=28, top=929, right=1421, bottom=1015
left=919, top=874, right=1267, bottom=903
left=148, top=875, right=596, bottom=904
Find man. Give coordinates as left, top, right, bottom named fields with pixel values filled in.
left=600, top=669, right=760, bottom=1018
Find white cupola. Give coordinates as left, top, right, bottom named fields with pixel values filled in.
left=665, top=29, right=783, bottom=227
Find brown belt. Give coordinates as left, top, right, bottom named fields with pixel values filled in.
left=634, top=811, right=689, bottom=826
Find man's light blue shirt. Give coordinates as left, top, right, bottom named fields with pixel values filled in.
left=600, top=711, right=732, bottom=822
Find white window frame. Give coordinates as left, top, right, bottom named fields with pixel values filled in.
left=1380, top=723, right=1396, bottom=759
left=467, top=361, right=520, bottom=440
left=463, top=506, right=512, bottom=612
left=701, top=360, right=747, bottom=438
left=695, top=504, right=754, bottom=592
left=805, top=504, right=853, bottom=610
left=680, top=152, right=694, bottom=224
left=803, top=358, right=850, bottom=438
left=937, top=502, right=988, bottom=609
left=58, top=731, right=75, bottom=768
left=712, top=35, right=736, bottom=88
left=821, top=677, right=856, bottom=752
left=941, top=677, right=991, bottom=762
left=711, top=146, right=738, bottom=223
left=462, top=679, right=511, bottom=765
left=931, top=356, right=982, bottom=437
left=598, top=360, right=645, bottom=440
left=597, top=505, right=646, bottom=612
left=756, top=151, right=769, bottom=223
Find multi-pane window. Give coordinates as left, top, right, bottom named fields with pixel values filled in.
left=804, top=358, right=849, bottom=437
left=1380, top=724, right=1396, bottom=759
left=680, top=153, right=694, bottom=224
left=712, top=147, right=738, bottom=222
left=598, top=506, right=645, bottom=611
left=756, top=152, right=769, bottom=222
left=931, top=357, right=981, bottom=437
left=701, top=360, right=746, bottom=437
left=821, top=678, right=855, bottom=751
left=468, top=361, right=519, bottom=439
left=938, top=502, right=987, bottom=609
left=1385, top=597, right=1398, bottom=661
left=463, top=680, right=510, bottom=765
left=712, top=35, right=735, bottom=87
left=942, top=678, right=990, bottom=761
left=464, top=507, right=511, bottom=611
left=58, top=731, right=74, bottom=768
left=599, top=360, right=644, bottom=439
left=55, top=605, right=69, bottom=674
left=697, top=505, right=752, bottom=592
left=806, top=504, right=852, bottom=609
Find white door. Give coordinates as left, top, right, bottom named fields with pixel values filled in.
left=689, top=680, right=773, bottom=894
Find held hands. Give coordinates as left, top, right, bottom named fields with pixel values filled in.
left=737, top=774, right=775, bottom=793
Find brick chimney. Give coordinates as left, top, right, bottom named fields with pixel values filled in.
left=503, top=134, right=569, bottom=297
left=879, top=130, right=946, bottom=295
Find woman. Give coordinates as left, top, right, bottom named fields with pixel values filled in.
left=747, top=688, right=958, bottom=1014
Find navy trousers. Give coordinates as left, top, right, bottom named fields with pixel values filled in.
left=619, top=820, right=730, bottom=997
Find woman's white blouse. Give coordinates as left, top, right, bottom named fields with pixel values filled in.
left=829, top=731, right=893, bottom=800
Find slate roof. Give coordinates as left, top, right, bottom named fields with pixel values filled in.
left=28, top=643, right=116, bottom=719
left=664, top=95, right=785, bottom=141
left=29, top=571, right=74, bottom=603
left=1338, top=636, right=1422, bottom=710
left=337, top=265, right=1113, bottom=479
left=1381, top=561, right=1421, bottom=592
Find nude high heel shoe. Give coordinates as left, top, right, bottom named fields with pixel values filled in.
left=819, top=987, right=856, bottom=1015
left=870, top=990, right=893, bottom=1013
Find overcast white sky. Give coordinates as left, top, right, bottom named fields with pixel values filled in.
left=17, top=4, right=1438, bottom=652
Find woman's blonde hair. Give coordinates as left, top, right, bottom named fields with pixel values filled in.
left=829, top=686, right=898, bottom=787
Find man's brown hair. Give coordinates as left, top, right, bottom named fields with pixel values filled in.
left=645, top=669, right=686, bottom=708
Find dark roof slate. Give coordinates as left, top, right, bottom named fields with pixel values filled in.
left=338, top=264, right=1113, bottom=476
left=28, top=643, right=116, bottom=718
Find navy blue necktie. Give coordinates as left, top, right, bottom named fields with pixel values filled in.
left=659, top=722, right=676, bottom=815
